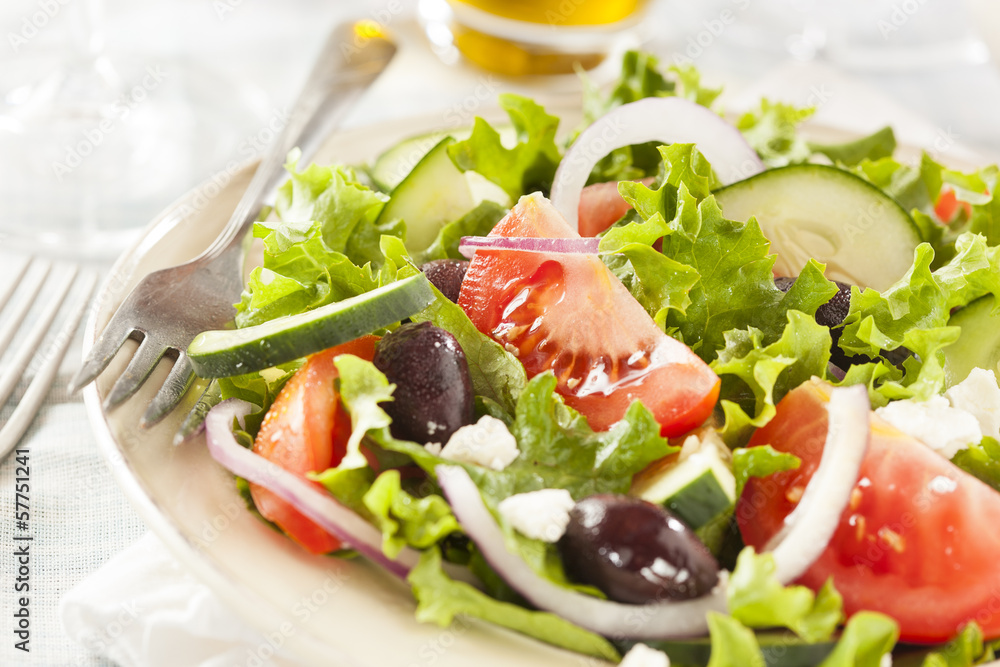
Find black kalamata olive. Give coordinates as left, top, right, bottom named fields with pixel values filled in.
left=815, top=282, right=852, bottom=329
left=558, top=495, right=719, bottom=604
left=373, top=321, right=474, bottom=445
left=775, top=276, right=852, bottom=328
left=421, top=259, right=469, bottom=303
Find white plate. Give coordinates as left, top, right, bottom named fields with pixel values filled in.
left=82, top=104, right=985, bottom=667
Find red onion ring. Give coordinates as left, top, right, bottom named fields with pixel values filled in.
left=765, top=385, right=872, bottom=583
left=458, top=236, right=600, bottom=259
left=436, top=464, right=728, bottom=640
left=551, top=97, right=765, bottom=231
left=204, top=399, right=418, bottom=578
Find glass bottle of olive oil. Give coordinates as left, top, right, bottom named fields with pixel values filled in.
left=421, top=0, right=648, bottom=76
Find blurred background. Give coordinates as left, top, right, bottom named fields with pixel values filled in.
left=1, top=0, right=999, bottom=261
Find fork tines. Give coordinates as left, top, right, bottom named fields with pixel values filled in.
left=0, top=256, right=98, bottom=460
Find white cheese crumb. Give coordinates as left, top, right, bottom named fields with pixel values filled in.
left=619, top=643, right=671, bottom=667
left=498, top=489, right=575, bottom=542
left=946, top=367, right=1000, bottom=441
left=875, top=395, right=981, bottom=459
left=438, top=416, right=520, bottom=471
left=425, top=442, right=442, bottom=456
left=880, top=653, right=893, bottom=667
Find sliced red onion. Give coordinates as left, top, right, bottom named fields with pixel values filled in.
left=458, top=236, right=600, bottom=260
left=765, top=385, right=871, bottom=583
left=551, top=97, right=765, bottom=231
left=436, top=464, right=727, bottom=640
left=204, top=399, right=418, bottom=579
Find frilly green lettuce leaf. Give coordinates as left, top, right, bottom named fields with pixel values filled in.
left=808, top=126, right=896, bottom=167
left=447, top=94, right=562, bottom=200
left=362, top=469, right=461, bottom=558
left=818, top=612, right=899, bottom=667
left=712, top=311, right=832, bottom=445
left=951, top=437, right=1000, bottom=493
left=728, top=548, right=842, bottom=642
left=275, top=157, right=395, bottom=266
left=736, top=99, right=815, bottom=168
left=706, top=612, right=767, bottom=667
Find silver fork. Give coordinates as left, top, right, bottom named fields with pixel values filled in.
left=68, top=22, right=396, bottom=427
left=0, top=258, right=98, bottom=460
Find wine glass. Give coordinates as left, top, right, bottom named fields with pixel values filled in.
left=0, top=0, right=269, bottom=260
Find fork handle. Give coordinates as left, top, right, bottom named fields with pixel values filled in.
left=204, top=22, right=397, bottom=259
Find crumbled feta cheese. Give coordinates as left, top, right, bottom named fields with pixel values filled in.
left=498, top=489, right=575, bottom=542
left=946, top=367, right=1000, bottom=441
left=875, top=395, right=981, bottom=459
left=424, top=442, right=442, bottom=456
left=619, top=643, right=671, bottom=667
left=438, top=416, right=519, bottom=471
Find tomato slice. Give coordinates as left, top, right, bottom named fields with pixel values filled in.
left=249, top=336, right=378, bottom=555
left=459, top=193, right=719, bottom=437
left=737, top=380, right=1000, bottom=642
left=934, top=187, right=973, bottom=224
left=577, top=177, right=655, bottom=238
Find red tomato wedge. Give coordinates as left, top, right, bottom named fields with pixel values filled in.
left=249, top=336, right=378, bottom=555
left=458, top=193, right=719, bottom=437
left=738, top=379, right=1000, bottom=643
left=577, top=177, right=655, bottom=237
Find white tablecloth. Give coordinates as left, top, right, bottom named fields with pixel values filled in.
left=2, top=1, right=1000, bottom=665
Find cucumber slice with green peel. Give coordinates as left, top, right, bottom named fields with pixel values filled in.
left=377, top=137, right=477, bottom=256
left=619, top=631, right=837, bottom=667
left=714, top=164, right=921, bottom=291
left=631, top=435, right=736, bottom=530
left=945, top=295, right=1000, bottom=387
left=187, top=275, right=435, bottom=379
left=370, top=126, right=517, bottom=193
left=371, top=130, right=456, bottom=192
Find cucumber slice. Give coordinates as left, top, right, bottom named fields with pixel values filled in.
left=188, top=275, right=435, bottom=378
left=631, top=434, right=736, bottom=530
left=371, top=130, right=456, bottom=192
left=620, top=631, right=837, bottom=666
left=377, top=137, right=477, bottom=255
left=714, top=164, right=921, bottom=291
left=370, top=125, right=517, bottom=193
left=945, top=295, right=1000, bottom=387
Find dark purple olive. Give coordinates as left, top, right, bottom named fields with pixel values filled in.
left=421, top=259, right=469, bottom=303
left=558, top=494, right=719, bottom=604
left=775, top=276, right=852, bottom=328
left=373, top=321, right=474, bottom=445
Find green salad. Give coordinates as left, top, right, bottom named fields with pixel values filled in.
left=194, top=50, right=1000, bottom=667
